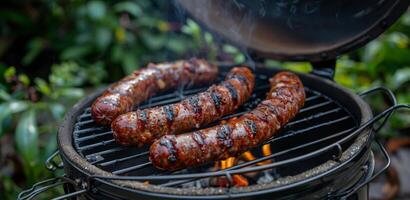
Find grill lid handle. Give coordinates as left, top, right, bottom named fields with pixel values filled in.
left=176, top=0, right=409, bottom=62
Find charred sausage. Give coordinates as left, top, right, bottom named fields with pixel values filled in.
left=112, top=67, right=255, bottom=146
left=149, top=71, right=305, bottom=170
left=91, top=58, right=218, bottom=125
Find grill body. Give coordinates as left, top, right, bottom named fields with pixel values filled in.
left=57, top=65, right=374, bottom=199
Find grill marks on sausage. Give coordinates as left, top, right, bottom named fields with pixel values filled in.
left=159, top=137, right=177, bottom=163
left=150, top=71, right=305, bottom=170
left=216, top=125, right=233, bottom=148
left=163, top=105, right=175, bottom=125
left=192, top=132, right=205, bottom=147
left=139, top=110, right=147, bottom=123
left=223, top=82, right=238, bottom=105
left=260, top=101, right=285, bottom=124
left=228, top=74, right=249, bottom=90
left=211, top=92, right=222, bottom=111
left=245, top=119, right=257, bottom=137
left=113, top=67, right=254, bottom=146
left=233, top=74, right=248, bottom=85
left=188, top=96, right=201, bottom=115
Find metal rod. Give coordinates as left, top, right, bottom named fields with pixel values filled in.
left=299, top=100, right=333, bottom=113
left=85, top=146, right=128, bottom=160
left=78, top=113, right=91, bottom=120
left=51, top=189, right=87, bottom=200
left=76, top=119, right=95, bottom=126
left=74, top=127, right=106, bottom=135
left=77, top=139, right=115, bottom=151
left=305, top=94, right=320, bottom=102
left=99, top=151, right=149, bottom=167
left=76, top=131, right=113, bottom=142
left=112, top=161, right=152, bottom=175
left=284, top=107, right=342, bottom=128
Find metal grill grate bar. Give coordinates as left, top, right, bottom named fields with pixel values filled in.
left=77, top=139, right=115, bottom=151
left=305, top=94, right=320, bottom=102
left=99, top=152, right=149, bottom=167
left=78, top=113, right=91, bottom=120
left=74, top=127, right=105, bottom=135
left=76, top=131, right=112, bottom=142
left=112, top=162, right=152, bottom=175
left=76, top=119, right=95, bottom=127
left=86, top=147, right=128, bottom=162
left=299, top=100, right=332, bottom=113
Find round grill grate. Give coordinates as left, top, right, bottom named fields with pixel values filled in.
left=71, top=67, right=358, bottom=188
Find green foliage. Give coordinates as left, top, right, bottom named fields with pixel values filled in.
left=0, top=0, right=209, bottom=82
left=0, top=64, right=83, bottom=199
left=15, top=109, right=39, bottom=184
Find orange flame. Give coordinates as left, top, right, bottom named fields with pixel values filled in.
left=214, top=144, right=273, bottom=187
left=217, top=157, right=249, bottom=187
left=242, top=144, right=272, bottom=166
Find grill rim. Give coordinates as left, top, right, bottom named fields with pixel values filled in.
left=57, top=65, right=373, bottom=198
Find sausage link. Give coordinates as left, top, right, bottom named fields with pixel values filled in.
left=112, top=67, right=255, bottom=146
left=149, top=71, right=305, bottom=170
left=91, top=58, right=218, bottom=125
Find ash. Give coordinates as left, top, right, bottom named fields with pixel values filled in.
left=257, top=171, right=275, bottom=184
left=181, top=178, right=210, bottom=188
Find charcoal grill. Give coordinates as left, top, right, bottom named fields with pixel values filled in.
left=18, top=1, right=410, bottom=200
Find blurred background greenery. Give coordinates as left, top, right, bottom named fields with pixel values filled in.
left=0, top=1, right=409, bottom=199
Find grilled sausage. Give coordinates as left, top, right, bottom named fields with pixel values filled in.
left=91, top=58, right=218, bottom=125
left=112, top=67, right=255, bottom=146
left=149, top=71, right=305, bottom=170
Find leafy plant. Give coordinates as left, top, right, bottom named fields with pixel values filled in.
left=0, top=0, right=209, bottom=81
left=0, top=63, right=84, bottom=199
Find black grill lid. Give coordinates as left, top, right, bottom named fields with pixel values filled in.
left=177, top=0, right=409, bottom=62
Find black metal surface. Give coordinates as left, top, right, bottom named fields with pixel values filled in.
left=177, top=0, right=409, bottom=62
